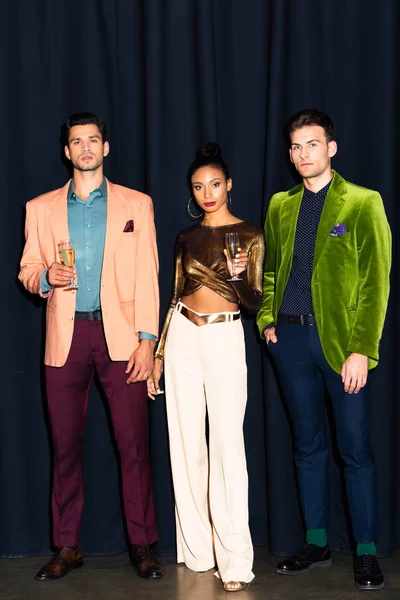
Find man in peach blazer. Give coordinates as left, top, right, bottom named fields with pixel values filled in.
left=19, top=112, right=163, bottom=581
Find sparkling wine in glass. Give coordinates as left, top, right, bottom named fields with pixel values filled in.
left=225, top=232, right=242, bottom=281
left=58, top=239, right=78, bottom=289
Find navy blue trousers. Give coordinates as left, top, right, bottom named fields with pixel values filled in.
left=268, top=323, right=377, bottom=543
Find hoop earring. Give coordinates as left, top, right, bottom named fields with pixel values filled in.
left=227, top=191, right=232, bottom=211
left=187, top=196, right=203, bottom=219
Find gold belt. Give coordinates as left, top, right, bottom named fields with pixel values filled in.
left=177, top=304, right=240, bottom=327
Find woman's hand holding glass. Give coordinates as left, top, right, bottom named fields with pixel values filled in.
left=147, top=358, right=165, bottom=400
left=223, top=247, right=249, bottom=278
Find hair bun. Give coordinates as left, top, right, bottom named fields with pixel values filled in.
left=196, top=141, right=222, bottom=160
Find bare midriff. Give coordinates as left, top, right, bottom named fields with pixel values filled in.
left=182, top=286, right=238, bottom=314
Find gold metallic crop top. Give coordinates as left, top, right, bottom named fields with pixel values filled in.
left=155, top=221, right=265, bottom=360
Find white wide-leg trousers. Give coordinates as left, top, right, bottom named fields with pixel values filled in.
left=164, top=304, right=254, bottom=583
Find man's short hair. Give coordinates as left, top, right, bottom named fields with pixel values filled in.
left=285, top=109, right=335, bottom=145
left=61, top=112, right=107, bottom=147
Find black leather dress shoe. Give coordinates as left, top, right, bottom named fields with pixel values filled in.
left=130, top=544, right=164, bottom=579
left=276, top=542, right=331, bottom=575
left=355, top=555, right=384, bottom=590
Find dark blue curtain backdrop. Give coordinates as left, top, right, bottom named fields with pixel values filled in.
left=1, top=0, right=399, bottom=558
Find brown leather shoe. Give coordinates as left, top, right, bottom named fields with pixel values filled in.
left=130, top=544, right=164, bottom=579
left=35, top=546, right=84, bottom=580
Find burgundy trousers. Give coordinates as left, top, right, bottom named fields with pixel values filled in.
left=45, top=319, right=158, bottom=548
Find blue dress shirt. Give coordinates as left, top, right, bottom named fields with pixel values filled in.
left=41, top=179, right=156, bottom=341
left=68, top=178, right=106, bottom=312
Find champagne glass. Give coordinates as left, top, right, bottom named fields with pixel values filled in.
left=225, top=232, right=242, bottom=281
left=58, top=239, right=78, bottom=289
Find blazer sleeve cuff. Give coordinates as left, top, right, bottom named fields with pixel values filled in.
left=347, top=338, right=379, bottom=362
left=256, top=313, right=274, bottom=337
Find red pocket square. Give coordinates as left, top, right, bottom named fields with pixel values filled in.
left=123, top=220, right=134, bottom=232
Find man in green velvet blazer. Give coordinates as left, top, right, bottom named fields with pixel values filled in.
left=257, top=109, right=391, bottom=591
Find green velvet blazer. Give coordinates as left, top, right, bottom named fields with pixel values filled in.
left=257, top=171, right=392, bottom=374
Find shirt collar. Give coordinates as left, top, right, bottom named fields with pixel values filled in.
left=68, top=177, right=107, bottom=203
left=303, top=178, right=332, bottom=201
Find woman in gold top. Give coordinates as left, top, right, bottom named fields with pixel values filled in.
left=148, top=142, right=264, bottom=592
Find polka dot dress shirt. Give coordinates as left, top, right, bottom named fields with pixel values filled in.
left=279, top=179, right=332, bottom=315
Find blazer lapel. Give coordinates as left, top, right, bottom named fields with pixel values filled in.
left=103, top=180, right=128, bottom=266
left=313, top=171, right=346, bottom=272
left=48, top=182, right=71, bottom=244
left=280, top=184, right=303, bottom=267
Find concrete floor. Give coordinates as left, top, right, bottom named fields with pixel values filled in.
left=1, top=549, right=400, bottom=600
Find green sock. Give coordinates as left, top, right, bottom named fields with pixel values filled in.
left=306, top=528, right=327, bottom=547
left=357, top=542, right=376, bottom=556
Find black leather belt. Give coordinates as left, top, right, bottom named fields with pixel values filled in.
left=75, top=309, right=102, bottom=321
left=278, top=313, right=316, bottom=326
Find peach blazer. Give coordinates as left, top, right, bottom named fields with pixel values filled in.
left=19, top=180, right=159, bottom=367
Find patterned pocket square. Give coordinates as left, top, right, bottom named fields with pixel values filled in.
left=329, top=222, right=347, bottom=237
left=123, top=219, right=134, bottom=233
